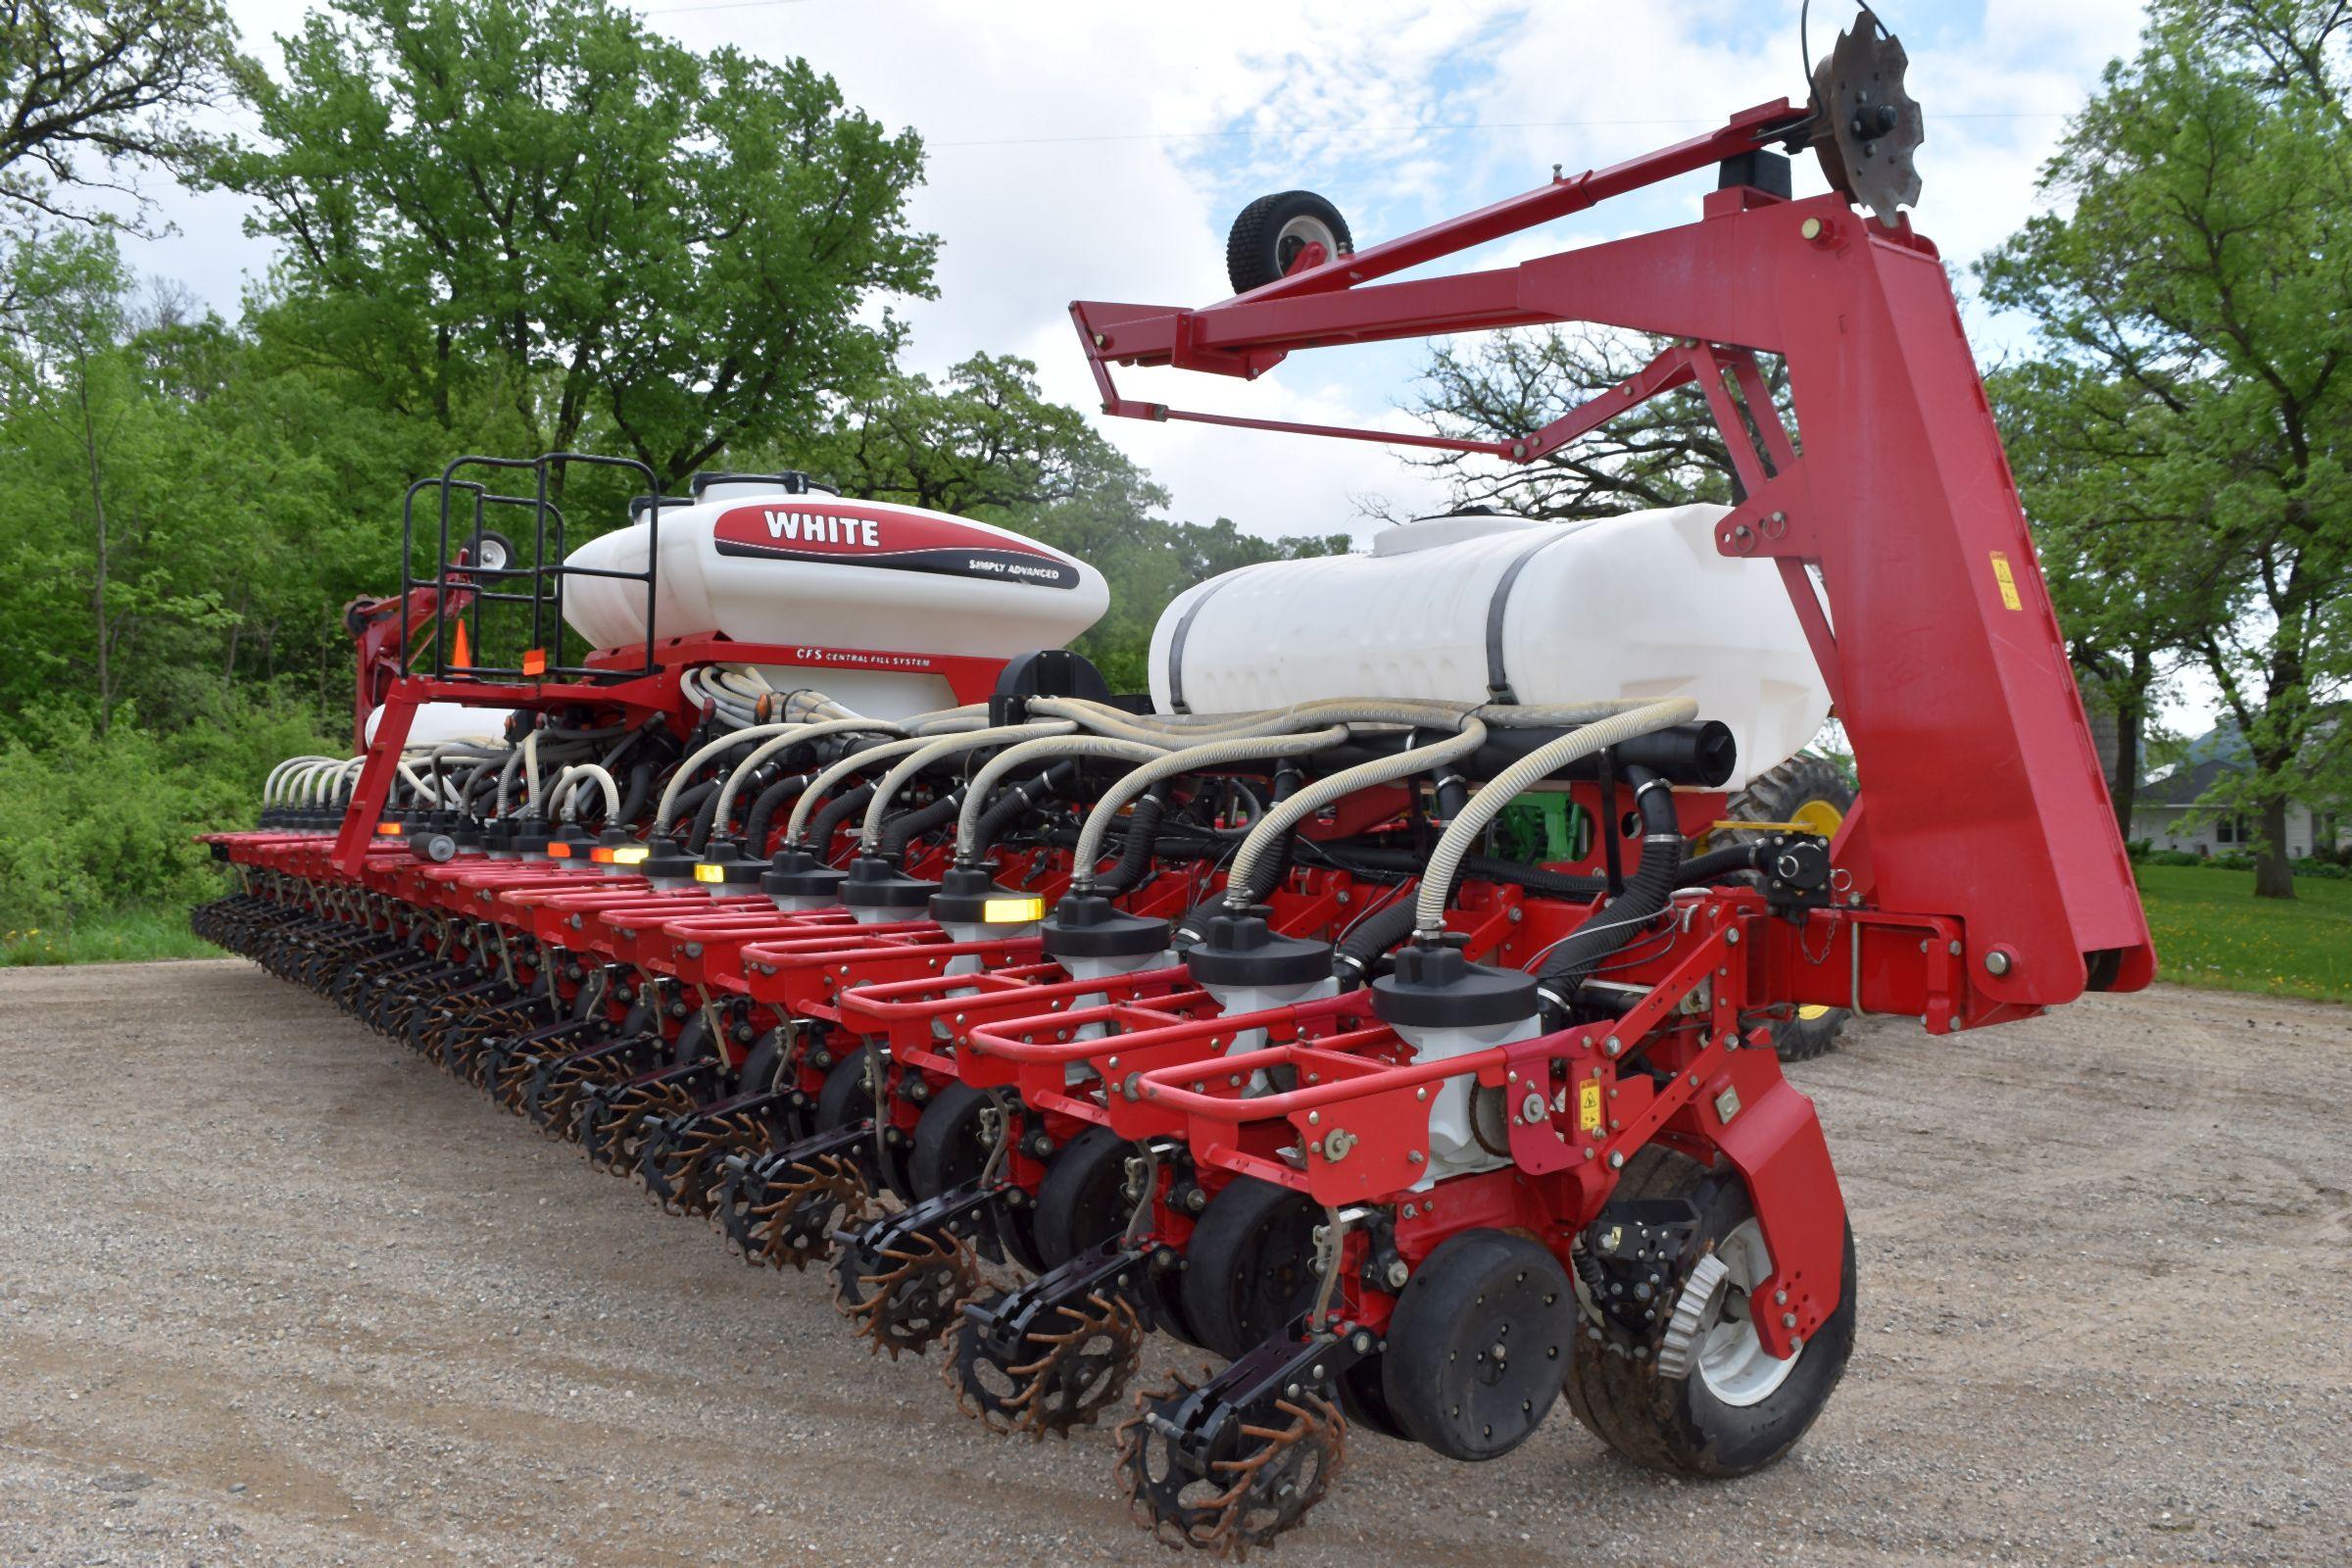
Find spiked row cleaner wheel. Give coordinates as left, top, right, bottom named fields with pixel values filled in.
left=190, top=10, right=2153, bottom=1551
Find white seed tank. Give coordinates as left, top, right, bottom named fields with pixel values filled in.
left=1147, top=505, right=1831, bottom=790
left=563, top=479, right=1108, bottom=717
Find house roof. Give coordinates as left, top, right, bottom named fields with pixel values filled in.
left=2138, top=756, right=2238, bottom=808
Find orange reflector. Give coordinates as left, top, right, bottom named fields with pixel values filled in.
left=521, top=648, right=548, bottom=676
left=449, top=619, right=472, bottom=670
left=589, top=846, right=614, bottom=863
left=376, top=821, right=403, bottom=836
left=546, top=841, right=571, bottom=858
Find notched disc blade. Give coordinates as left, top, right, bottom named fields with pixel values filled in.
left=1809, top=9, right=1926, bottom=225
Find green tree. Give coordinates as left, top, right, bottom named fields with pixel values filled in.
left=212, top=0, right=935, bottom=489
left=1402, top=325, right=1785, bottom=519
left=0, top=0, right=248, bottom=258
left=1980, top=0, right=2352, bottom=899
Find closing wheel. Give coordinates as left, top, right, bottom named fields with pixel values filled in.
left=812, top=1051, right=889, bottom=1189
left=1225, top=191, right=1352, bottom=294
left=1564, top=1147, right=1857, bottom=1477
left=1381, top=1230, right=1574, bottom=1460
left=1180, top=1176, right=1321, bottom=1359
left=1722, top=755, right=1857, bottom=1062
left=907, top=1081, right=997, bottom=1200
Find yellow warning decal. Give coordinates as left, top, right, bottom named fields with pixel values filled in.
left=1578, top=1080, right=1604, bottom=1133
left=1988, top=551, right=2023, bottom=611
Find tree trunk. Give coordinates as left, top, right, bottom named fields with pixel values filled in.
left=2106, top=654, right=2151, bottom=839
left=77, top=374, right=111, bottom=735
left=2253, top=793, right=2297, bottom=900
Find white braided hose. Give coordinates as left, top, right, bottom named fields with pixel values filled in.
left=1413, top=697, right=1699, bottom=935
left=856, top=721, right=1078, bottom=852
left=1068, top=726, right=1352, bottom=881
left=783, top=736, right=941, bottom=846
left=1221, top=717, right=1491, bottom=910
left=953, top=733, right=1177, bottom=862
left=710, top=717, right=940, bottom=836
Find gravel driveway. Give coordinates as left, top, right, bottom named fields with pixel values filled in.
left=0, top=958, right=2344, bottom=1566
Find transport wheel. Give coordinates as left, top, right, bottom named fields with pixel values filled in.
left=1564, top=1147, right=1856, bottom=1477
left=1380, top=1230, right=1574, bottom=1460
left=466, top=529, right=515, bottom=573
left=1182, top=1176, right=1321, bottom=1358
left=1225, top=191, right=1352, bottom=294
left=1723, top=755, right=1857, bottom=1061
left=1033, top=1125, right=1134, bottom=1268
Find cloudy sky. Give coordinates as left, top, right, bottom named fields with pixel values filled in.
left=120, top=0, right=2212, bottom=727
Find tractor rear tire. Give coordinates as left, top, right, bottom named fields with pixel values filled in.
left=1564, top=1147, right=1855, bottom=1477
left=1725, top=755, right=1857, bottom=1062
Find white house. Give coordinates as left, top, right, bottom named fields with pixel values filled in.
left=2132, top=754, right=2345, bottom=858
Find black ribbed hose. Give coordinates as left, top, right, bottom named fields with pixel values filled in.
left=1536, top=765, right=1682, bottom=1004
left=966, top=762, right=1080, bottom=864
left=804, top=783, right=876, bottom=854
left=1331, top=894, right=1420, bottom=984
left=880, top=788, right=967, bottom=862
left=1094, top=791, right=1167, bottom=896
left=743, top=772, right=812, bottom=854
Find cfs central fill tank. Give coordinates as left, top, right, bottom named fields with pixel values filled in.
left=563, top=477, right=1108, bottom=717
left=1147, top=505, right=1832, bottom=789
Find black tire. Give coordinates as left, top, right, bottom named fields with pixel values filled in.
left=1563, top=1147, right=1856, bottom=1477
left=1225, top=190, right=1352, bottom=294
left=736, top=1031, right=783, bottom=1096
left=466, top=529, right=516, bottom=574
left=1180, top=1176, right=1321, bottom=1358
left=1033, top=1125, right=1135, bottom=1269
left=907, top=1081, right=996, bottom=1201
left=812, top=1052, right=874, bottom=1132
left=1724, top=755, right=1857, bottom=1062
left=1382, top=1230, right=1575, bottom=1461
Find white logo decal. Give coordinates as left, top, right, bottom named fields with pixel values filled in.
left=763, top=510, right=881, bottom=547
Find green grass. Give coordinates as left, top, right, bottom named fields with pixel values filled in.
left=2132, top=863, right=2352, bottom=1003
left=1, top=906, right=221, bottom=966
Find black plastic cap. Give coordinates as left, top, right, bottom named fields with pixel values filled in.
left=840, top=855, right=939, bottom=910
left=762, top=845, right=849, bottom=900
left=1184, top=908, right=1334, bottom=990
left=1371, top=940, right=1540, bottom=1030
left=930, top=866, right=1018, bottom=925
left=1042, top=893, right=1173, bottom=961
left=640, top=833, right=700, bottom=880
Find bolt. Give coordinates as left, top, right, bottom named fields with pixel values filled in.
left=1608, top=1151, right=1625, bottom=1169
left=1725, top=927, right=1740, bottom=945
left=1800, top=217, right=1824, bottom=240
left=1782, top=1312, right=1797, bottom=1329
left=1603, top=1035, right=1622, bottom=1056
left=1984, top=949, right=2013, bottom=976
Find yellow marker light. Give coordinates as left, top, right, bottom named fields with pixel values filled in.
left=981, top=896, right=1046, bottom=924
left=609, top=845, right=649, bottom=865
left=694, top=862, right=727, bottom=884
left=376, top=821, right=404, bottom=836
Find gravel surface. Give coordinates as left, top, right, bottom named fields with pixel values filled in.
left=1, top=957, right=2346, bottom=1566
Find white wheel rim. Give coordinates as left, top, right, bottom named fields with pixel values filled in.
left=1693, top=1218, right=1801, bottom=1407
left=474, top=538, right=510, bottom=571
left=1275, top=215, right=1337, bottom=267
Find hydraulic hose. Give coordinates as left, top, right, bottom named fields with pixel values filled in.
left=742, top=771, right=812, bottom=853
left=1412, top=697, right=1697, bottom=936
left=805, top=783, right=876, bottom=856
left=1222, top=717, right=1490, bottom=911
left=714, top=718, right=924, bottom=838
left=1093, top=791, right=1166, bottom=896
left=1332, top=893, right=1421, bottom=983
left=965, top=762, right=1079, bottom=861
left=1067, top=725, right=1350, bottom=882
left=878, top=787, right=967, bottom=862
left=955, top=734, right=1173, bottom=862
left=783, top=737, right=937, bottom=846
left=857, top=720, right=1078, bottom=852
left=1535, top=764, right=1683, bottom=1004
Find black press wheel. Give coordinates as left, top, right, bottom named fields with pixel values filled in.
left=1723, top=755, right=1857, bottom=1062
left=907, top=1081, right=998, bottom=1201
left=1180, top=1176, right=1322, bottom=1359
left=1225, top=190, right=1352, bottom=294
left=1563, top=1147, right=1857, bottom=1477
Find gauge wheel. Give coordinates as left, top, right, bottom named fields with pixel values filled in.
left=1226, top=191, right=1352, bottom=294
left=1180, top=1176, right=1322, bottom=1358
left=1564, top=1147, right=1856, bottom=1477
left=1381, top=1229, right=1575, bottom=1460
left=1723, top=755, right=1857, bottom=1061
